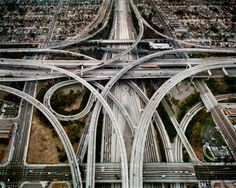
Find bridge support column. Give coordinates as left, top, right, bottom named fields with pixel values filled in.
left=207, top=70, right=212, bottom=80
left=50, top=63, right=54, bottom=75
left=81, top=65, right=84, bottom=76
left=191, top=74, right=195, bottom=82
left=222, top=67, right=229, bottom=76
left=81, top=65, right=84, bottom=90
left=186, top=62, right=192, bottom=69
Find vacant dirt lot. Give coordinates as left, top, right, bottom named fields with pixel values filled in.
left=0, top=144, right=6, bottom=162
left=214, top=182, right=236, bottom=188
left=61, top=84, right=83, bottom=111
left=27, top=111, right=65, bottom=164
left=194, top=147, right=203, bottom=161
left=51, top=183, right=69, bottom=188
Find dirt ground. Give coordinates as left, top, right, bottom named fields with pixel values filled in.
left=62, top=83, right=82, bottom=95
left=0, top=144, right=6, bottom=162
left=27, top=82, right=86, bottom=164
left=51, top=183, right=69, bottom=188
left=214, top=182, right=236, bottom=188
left=229, top=118, right=236, bottom=124
left=194, top=147, right=203, bottom=161
left=214, top=78, right=228, bottom=92
left=27, top=111, right=65, bottom=164
left=62, top=84, right=83, bottom=111
left=169, top=81, right=196, bottom=116
left=0, top=92, right=7, bottom=101
left=54, top=84, right=83, bottom=111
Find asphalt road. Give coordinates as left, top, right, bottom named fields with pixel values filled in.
left=3, top=82, right=36, bottom=187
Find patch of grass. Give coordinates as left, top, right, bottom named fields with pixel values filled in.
left=36, top=82, right=54, bottom=103
left=224, top=76, right=236, bottom=93
left=64, top=121, right=85, bottom=145
left=145, top=81, right=155, bottom=98
left=51, top=89, right=81, bottom=112
left=186, top=110, right=210, bottom=148
left=177, top=93, right=200, bottom=122
left=51, top=87, right=91, bottom=116
left=157, top=103, right=177, bottom=143
left=205, top=78, right=224, bottom=94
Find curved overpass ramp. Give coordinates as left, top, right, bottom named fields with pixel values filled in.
left=0, top=85, right=82, bottom=188
left=130, top=62, right=236, bottom=188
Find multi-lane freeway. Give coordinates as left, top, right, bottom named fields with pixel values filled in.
left=0, top=0, right=236, bottom=188
left=0, top=85, right=83, bottom=188
left=195, top=81, right=236, bottom=155
left=1, top=45, right=236, bottom=188
left=130, top=61, right=236, bottom=188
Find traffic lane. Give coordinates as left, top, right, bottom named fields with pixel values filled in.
left=194, top=164, right=236, bottom=180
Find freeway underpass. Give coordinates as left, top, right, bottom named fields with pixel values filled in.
left=0, top=162, right=236, bottom=184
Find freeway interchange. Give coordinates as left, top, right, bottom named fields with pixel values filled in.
left=0, top=0, right=236, bottom=188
